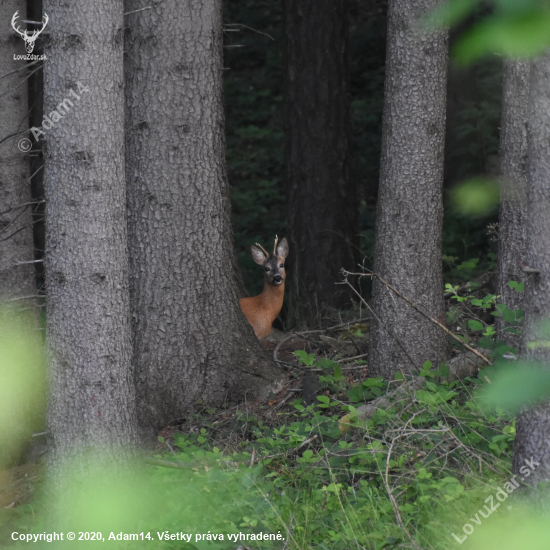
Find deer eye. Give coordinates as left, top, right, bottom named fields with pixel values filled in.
left=265, top=267, right=270, bottom=272
left=279, top=264, right=284, bottom=268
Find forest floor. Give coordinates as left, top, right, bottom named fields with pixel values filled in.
left=0, top=279, right=523, bottom=549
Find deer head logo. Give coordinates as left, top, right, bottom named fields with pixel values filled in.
left=11, top=11, right=48, bottom=54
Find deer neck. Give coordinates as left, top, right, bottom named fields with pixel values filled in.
left=261, top=280, right=285, bottom=319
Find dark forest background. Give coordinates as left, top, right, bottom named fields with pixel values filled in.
left=224, top=0, right=501, bottom=299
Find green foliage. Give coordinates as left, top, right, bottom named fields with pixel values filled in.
left=508, top=280, right=525, bottom=293
left=0, top=308, right=46, bottom=469
left=454, top=0, right=550, bottom=64
left=450, top=177, right=499, bottom=217
left=2, top=351, right=521, bottom=550
left=444, top=280, right=523, bottom=358
left=293, top=351, right=347, bottom=393
left=429, top=0, right=550, bottom=64
left=479, top=360, right=550, bottom=414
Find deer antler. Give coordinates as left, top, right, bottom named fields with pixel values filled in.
left=255, top=242, right=269, bottom=258
left=34, top=14, right=49, bottom=39
left=273, top=235, right=278, bottom=256
left=11, top=11, right=26, bottom=38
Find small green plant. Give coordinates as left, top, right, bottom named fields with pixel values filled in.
left=293, top=350, right=346, bottom=393
left=444, top=279, right=523, bottom=359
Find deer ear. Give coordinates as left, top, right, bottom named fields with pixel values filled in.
left=251, top=245, right=267, bottom=265
left=276, top=238, right=289, bottom=259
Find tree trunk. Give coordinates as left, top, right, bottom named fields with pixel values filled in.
left=496, top=60, right=530, bottom=348
left=283, top=0, right=357, bottom=315
left=125, top=0, right=284, bottom=436
left=513, top=51, right=550, bottom=488
left=43, top=0, right=138, bottom=460
left=0, top=0, right=38, bottom=308
left=369, top=0, right=449, bottom=377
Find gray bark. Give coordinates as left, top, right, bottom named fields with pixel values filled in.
left=43, top=0, right=138, bottom=460
left=0, top=0, right=38, bottom=308
left=369, top=0, right=449, bottom=376
left=513, top=51, right=550, bottom=487
left=124, top=0, right=284, bottom=436
left=496, top=60, right=530, bottom=348
left=283, top=0, right=357, bottom=313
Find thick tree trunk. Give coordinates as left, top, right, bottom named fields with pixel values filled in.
left=283, top=0, right=357, bottom=313
left=496, top=60, right=530, bottom=348
left=125, top=0, right=284, bottom=436
left=513, top=51, right=550, bottom=488
left=0, top=0, right=38, bottom=307
left=43, top=0, right=138, bottom=460
left=369, top=0, right=449, bottom=377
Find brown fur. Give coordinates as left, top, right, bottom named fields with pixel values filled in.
left=240, top=237, right=289, bottom=339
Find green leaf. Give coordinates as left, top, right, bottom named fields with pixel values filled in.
left=453, top=11, right=550, bottom=65
left=415, top=390, right=440, bottom=406
left=293, top=350, right=316, bottom=366
left=499, top=304, right=518, bottom=324
left=315, top=357, right=340, bottom=371
left=450, top=178, right=499, bottom=216
left=363, top=376, right=384, bottom=387
left=347, top=386, right=366, bottom=403
left=479, top=360, right=550, bottom=413
left=457, top=258, right=479, bottom=270
left=467, top=319, right=484, bottom=331
left=508, top=280, right=525, bottom=292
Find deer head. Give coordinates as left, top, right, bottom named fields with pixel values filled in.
left=12, top=11, right=49, bottom=54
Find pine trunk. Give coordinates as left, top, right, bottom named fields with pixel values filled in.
left=513, top=51, right=550, bottom=487
left=283, top=0, right=357, bottom=314
left=0, top=0, right=38, bottom=309
left=369, top=0, right=449, bottom=376
left=124, top=0, right=284, bottom=436
left=496, top=60, right=530, bottom=348
left=43, top=0, right=138, bottom=460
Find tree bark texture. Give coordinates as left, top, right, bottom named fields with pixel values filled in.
left=369, top=0, right=449, bottom=376
left=0, top=0, right=38, bottom=307
left=43, top=0, right=138, bottom=460
left=496, top=60, right=530, bottom=348
left=283, top=0, right=357, bottom=312
left=513, top=51, right=550, bottom=487
left=125, top=0, right=284, bottom=436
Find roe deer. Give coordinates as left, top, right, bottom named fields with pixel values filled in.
left=240, top=236, right=289, bottom=339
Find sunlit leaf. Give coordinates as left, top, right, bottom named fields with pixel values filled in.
left=453, top=12, right=550, bottom=64
left=479, top=360, right=550, bottom=413
left=450, top=178, right=499, bottom=216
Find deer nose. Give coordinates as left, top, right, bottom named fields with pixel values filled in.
left=273, top=275, right=282, bottom=284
